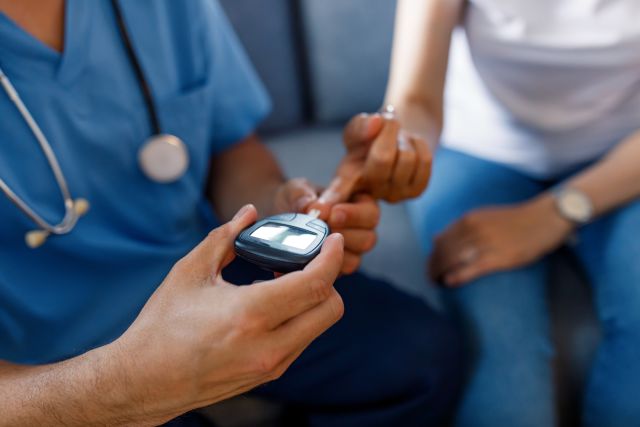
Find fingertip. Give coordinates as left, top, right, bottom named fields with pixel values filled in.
left=366, top=114, right=385, bottom=138
left=317, top=186, right=342, bottom=205
left=233, top=204, right=257, bottom=222
left=295, top=195, right=317, bottom=213
left=327, top=232, right=345, bottom=248
left=305, top=233, right=344, bottom=275
left=306, top=201, right=331, bottom=221
left=341, top=253, right=361, bottom=275
left=321, top=233, right=345, bottom=260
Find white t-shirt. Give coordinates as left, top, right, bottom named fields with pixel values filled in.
left=441, top=0, right=640, bottom=178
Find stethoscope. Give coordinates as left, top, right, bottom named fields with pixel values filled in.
left=0, top=0, right=189, bottom=249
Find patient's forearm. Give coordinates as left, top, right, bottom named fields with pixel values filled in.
left=387, top=100, right=442, bottom=150
left=563, top=130, right=640, bottom=217
left=384, top=0, right=463, bottom=142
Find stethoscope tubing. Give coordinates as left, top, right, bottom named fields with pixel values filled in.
left=0, top=66, right=79, bottom=234
left=0, top=0, right=166, bottom=237
left=111, top=0, right=162, bottom=136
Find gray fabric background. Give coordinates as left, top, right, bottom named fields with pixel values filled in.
left=300, top=0, right=397, bottom=122
left=220, top=0, right=304, bottom=131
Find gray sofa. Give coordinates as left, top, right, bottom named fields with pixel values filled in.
left=205, top=1, right=601, bottom=425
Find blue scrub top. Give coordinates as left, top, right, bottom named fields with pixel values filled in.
left=0, top=0, right=270, bottom=364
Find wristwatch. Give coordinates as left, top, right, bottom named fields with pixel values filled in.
left=553, top=187, right=594, bottom=226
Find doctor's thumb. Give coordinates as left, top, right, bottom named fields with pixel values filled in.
left=180, top=204, right=258, bottom=280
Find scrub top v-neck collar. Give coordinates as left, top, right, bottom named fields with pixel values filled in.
left=0, top=0, right=91, bottom=86
left=57, top=0, right=91, bottom=85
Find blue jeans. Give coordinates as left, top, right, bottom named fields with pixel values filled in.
left=170, top=259, right=463, bottom=427
left=407, top=148, right=640, bottom=427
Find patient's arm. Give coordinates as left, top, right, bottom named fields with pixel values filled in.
left=384, top=0, right=464, bottom=144
left=430, top=132, right=640, bottom=287
left=315, top=0, right=465, bottom=205
left=207, top=134, right=381, bottom=275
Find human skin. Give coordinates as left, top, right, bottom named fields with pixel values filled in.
left=0, top=0, right=436, bottom=423
left=0, top=205, right=347, bottom=426
left=385, top=0, right=640, bottom=286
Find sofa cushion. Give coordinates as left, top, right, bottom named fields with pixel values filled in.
left=219, top=0, right=305, bottom=132
left=299, top=0, right=397, bottom=123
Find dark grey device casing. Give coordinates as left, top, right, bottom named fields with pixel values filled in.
left=234, top=213, right=329, bottom=273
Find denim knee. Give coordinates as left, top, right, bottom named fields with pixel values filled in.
left=440, top=266, right=556, bottom=427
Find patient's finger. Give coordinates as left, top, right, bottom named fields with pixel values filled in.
left=408, top=135, right=433, bottom=198
left=328, top=194, right=380, bottom=229
left=335, top=229, right=377, bottom=254
left=341, top=252, right=362, bottom=275
left=343, top=113, right=385, bottom=149
left=389, top=132, right=418, bottom=201
left=363, top=119, right=401, bottom=191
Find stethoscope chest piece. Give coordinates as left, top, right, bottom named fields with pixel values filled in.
left=138, top=134, right=189, bottom=183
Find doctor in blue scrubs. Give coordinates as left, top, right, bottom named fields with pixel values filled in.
left=0, top=1, right=461, bottom=425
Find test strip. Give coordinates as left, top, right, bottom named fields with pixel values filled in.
left=308, top=209, right=321, bottom=219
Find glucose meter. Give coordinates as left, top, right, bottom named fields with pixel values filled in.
left=234, top=212, right=329, bottom=273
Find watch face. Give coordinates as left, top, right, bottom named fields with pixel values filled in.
left=558, top=189, right=593, bottom=224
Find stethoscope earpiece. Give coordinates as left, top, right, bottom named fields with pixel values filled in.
left=24, top=198, right=91, bottom=249
left=25, top=230, right=50, bottom=249
left=2, top=0, right=189, bottom=248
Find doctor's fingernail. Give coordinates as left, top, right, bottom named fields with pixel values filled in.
left=328, top=233, right=345, bottom=246
left=233, top=204, right=253, bottom=220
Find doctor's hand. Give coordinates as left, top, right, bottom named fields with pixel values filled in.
left=270, top=179, right=381, bottom=275
left=112, top=205, right=345, bottom=425
left=429, top=197, right=574, bottom=287
left=323, top=113, right=433, bottom=204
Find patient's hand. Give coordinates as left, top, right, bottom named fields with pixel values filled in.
left=321, top=113, right=433, bottom=205
left=429, top=197, right=574, bottom=287
left=269, top=178, right=322, bottom=216
left=269, top=179, right=380, bottom=275
left=313, top=193, right=380, bottom=275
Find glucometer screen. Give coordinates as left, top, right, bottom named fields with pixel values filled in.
left=251, top=223, right=317, bottom=250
